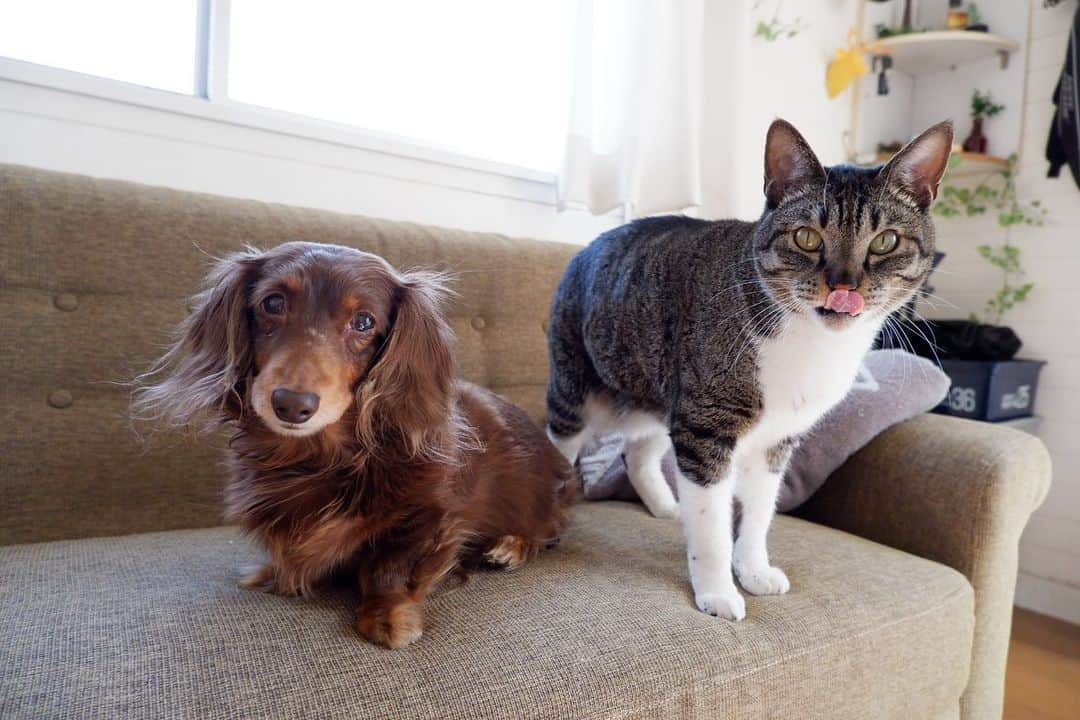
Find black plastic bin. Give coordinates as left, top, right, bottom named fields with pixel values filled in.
left=933, top=358, right=1046, bottom=421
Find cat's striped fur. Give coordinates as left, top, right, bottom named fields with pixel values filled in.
left=545, top=119, right=953, bottom=619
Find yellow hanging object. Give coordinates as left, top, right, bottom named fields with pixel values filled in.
left=826, top=29, right=871, bottom=99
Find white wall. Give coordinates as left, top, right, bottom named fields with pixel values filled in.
left=701, top=0, right=861, bottom=220
left=911, top=1, right=1028, bottom=160
left=924, top=1, right=1080, bottom=624
left=856, top=0, right=1029, bottom=159
left=0, top=72, right=620, bottom=245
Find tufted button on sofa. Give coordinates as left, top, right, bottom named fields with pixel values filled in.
left=46, top=388, right=73, bottom=409
left=53, top=293, right=79, bottom=311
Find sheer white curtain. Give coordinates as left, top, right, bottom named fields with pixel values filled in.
left=558, top=0, right=706, bottom=217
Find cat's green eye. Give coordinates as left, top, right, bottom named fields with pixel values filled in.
left=793, top=227, right=823, bottom=252
left=869, top=229, right=900, bottom=255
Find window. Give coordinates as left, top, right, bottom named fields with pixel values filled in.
left=0, top=0, right=198, bottom=94
left=228, top=0, right=575, bottom=172
left=0, top=0, right=576, bottom=173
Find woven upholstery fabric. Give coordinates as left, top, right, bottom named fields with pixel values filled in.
left=0, top=504, right=973, bottom=720
left=798, top=413, right=1052, bottom=720
left=0, top=163, right=576, bottom=544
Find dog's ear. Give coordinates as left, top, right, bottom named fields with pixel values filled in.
left=357, top=271, right=455, bottom=457
left=133, top=249, right=262, bottom=431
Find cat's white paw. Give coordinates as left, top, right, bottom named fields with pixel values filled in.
left=644, top=498, right=679, bottom=519
left=735, top=564, right=790, bottom=596
left=694, top=587, right=746, bottom=620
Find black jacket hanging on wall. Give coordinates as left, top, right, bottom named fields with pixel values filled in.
left=1046, top=6, right=1080, bottom=188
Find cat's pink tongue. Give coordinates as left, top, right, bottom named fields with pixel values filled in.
left=824, top=289, right=865, bottom=316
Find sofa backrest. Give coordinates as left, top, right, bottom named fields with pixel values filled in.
left=0, top=164, right=578, bottom=545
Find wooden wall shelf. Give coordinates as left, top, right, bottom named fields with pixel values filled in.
left=871, top=30, right=1020, bottom=74
left=870, top=150, right=1009, bottom=177
left=946, top=151, right=1011, bottom=177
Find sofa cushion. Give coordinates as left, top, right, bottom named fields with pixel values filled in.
left=0, top=503, right=973, bottom=720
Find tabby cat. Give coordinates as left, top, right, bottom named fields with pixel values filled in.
left=545, top=119, right=953, bottom=620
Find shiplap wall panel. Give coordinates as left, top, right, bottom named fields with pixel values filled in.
left=926, top=0, right=1080, bottom=622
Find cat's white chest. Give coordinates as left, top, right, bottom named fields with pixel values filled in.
left=743, top=315, right=877, bottom=451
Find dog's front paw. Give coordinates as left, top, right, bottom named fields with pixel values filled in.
left=356, top=597, right=424, bottom=649
left=240, top=564, right=296, bottom=596
left=735, top=563, right=790, bottom=596
left=694, top=586, right=746, bottom=621
left=483, top=535, right=531, bottom=570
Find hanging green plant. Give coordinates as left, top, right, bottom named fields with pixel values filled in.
left=934, top=155, right=1048, bottom=324
left=753, top=1, right=806, bottom=42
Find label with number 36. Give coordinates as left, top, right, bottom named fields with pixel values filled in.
left=948, top=386, right=978, bottom=413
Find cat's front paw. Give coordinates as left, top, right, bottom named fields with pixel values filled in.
left=735, top=563, right=790, bottom=596
left=694, top=587, right=746, bottom=621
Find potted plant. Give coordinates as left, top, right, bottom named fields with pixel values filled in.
left=875, top=23, right=924, bottom=38
left=872, top=0, right=923, bottom=38
left=930, top=155, right=1048, bottom=421
left=962, top=90, right=1004, bottom=154
left=966, top=4, right=989, bottom=32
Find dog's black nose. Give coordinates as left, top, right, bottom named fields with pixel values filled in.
left=271, top=388, right=320, bottom=424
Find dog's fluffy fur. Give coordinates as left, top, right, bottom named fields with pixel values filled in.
left=134, top=241, right=575, bottom=648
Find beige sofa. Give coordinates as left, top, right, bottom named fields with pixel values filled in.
left=0, top=164, right=1052, bottom=719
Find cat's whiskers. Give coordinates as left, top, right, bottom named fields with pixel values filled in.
left=726, top=304, right=780, bottom=364
left=727, top=301, right=780, bottom=367
left=708, top=262, right=799, bottom=304
left=881, top=316, right=910, bottom=391
left=739, top=294, right=795, bottom=339
left=736, top=288, right=798, bottom=324
left=924, top=266, right=960, bottom=277
left=757, top=306, right=793, bottom=342
left=882, top=314, right=920, bottom=393
left=910, top=288, right=959, bottom=312
left=903, top=309, right=947, bottom=370
left=820, top=168, right=831, bottom=218
left=709, top=277, right=784, bottom=304
left=886, top=304, right=946, bottom=390
left=729, top=293, right=802, bottom=370
left=897, top=318, right=931, bottom=391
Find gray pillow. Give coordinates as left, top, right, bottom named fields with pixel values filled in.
left=578, top=349, right=950, bottom=512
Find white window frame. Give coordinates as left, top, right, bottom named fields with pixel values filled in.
left=0, top=0, right=559, bottom=197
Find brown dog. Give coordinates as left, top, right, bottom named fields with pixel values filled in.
left=134, top=241, right=575, bottom=648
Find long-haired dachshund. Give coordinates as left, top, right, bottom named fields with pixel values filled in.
left=134, top=241, right=575, bottom=648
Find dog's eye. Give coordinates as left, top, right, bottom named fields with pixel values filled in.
left=351, top=312, right=375, bottom=333
left=262, top=294, right=285, bottom=315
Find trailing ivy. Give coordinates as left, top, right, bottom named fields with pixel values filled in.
left=934, top=155, right=1047, bottom=325
left=753, top=1, right=805, bottom=42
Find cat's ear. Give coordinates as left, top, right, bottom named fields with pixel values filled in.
left=877, top=121, right=954, bottom=209
left=764, top=119, right=826, bottom=209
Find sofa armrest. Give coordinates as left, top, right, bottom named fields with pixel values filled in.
left=796, top=412, right=1052, bottom=720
